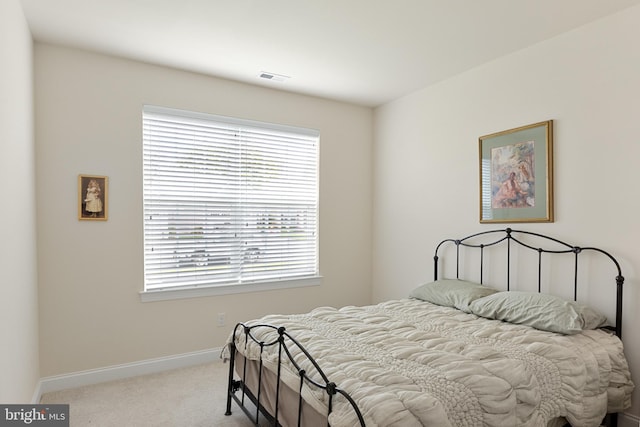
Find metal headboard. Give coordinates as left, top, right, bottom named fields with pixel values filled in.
left=433, top=228, right=624, bottom=338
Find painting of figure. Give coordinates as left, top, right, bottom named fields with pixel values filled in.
left=78, top=175, right=108, bottom=220
left=491, top=141, right=535, bottom=209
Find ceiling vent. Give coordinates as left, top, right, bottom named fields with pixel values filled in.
left=259, top=71, right=290, bottom=82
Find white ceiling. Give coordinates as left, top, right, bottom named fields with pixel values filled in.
left=19, top=0, right=640, bottom=107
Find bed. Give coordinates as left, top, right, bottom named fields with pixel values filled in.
left=224, top=228, right=634, bottom=427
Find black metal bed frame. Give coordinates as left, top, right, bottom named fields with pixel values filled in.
left=225, top=228, right=626, bottom=427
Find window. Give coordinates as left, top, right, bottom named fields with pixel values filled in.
left=142, top=105, right=320, bottom=298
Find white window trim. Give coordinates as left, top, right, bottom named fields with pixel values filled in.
left=140, top=275, right=322, bottom=302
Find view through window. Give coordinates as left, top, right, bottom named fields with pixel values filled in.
left=142, top=106, right=319, bottom=292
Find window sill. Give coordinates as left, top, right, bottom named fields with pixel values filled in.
left=139, top=276, right=322, bottom=302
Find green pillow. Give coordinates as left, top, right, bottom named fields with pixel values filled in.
left=409, top=279, right=498, bottom=313
left=468, top=291, right=608, bottom=335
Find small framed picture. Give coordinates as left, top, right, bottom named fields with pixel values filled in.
left=479, top=120, right=553, bottom=223
left=78, top=174, right=108, bottom=221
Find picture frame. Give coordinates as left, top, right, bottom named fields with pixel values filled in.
left=78, top=174, right=108, bottom=221
left=479, top=120, right=553, bottom=223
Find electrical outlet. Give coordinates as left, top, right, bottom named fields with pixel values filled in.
left=217, top=312, right=226, bottom=327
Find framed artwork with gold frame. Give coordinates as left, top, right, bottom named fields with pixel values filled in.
left=479, top=120, right=553, bottom=223
left=78, top=174, right=108, bottom=221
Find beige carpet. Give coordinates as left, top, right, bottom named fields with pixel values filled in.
left=40, top=361, right=255, bottom=427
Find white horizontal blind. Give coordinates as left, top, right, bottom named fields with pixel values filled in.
left=142, top=106, right=319, bottom=291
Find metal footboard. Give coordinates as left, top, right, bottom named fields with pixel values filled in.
left=225, top=322, right=366, bottom=427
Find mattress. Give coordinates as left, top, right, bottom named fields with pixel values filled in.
left=229, top=298, right=634, bottom=427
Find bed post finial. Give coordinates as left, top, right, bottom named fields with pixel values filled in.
left=326, top=382, right=337, bottom=396
left=434, top=255, right=439, bottom=280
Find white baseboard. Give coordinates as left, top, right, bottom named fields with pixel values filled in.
left=620, top=412, right=640, bottom=427
left=33, top=347, right=223, bottom=403
left=31, top=380, right=43, bottom=405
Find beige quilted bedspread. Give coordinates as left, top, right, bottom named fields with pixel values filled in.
left=230, top=299, right=633, bottom=427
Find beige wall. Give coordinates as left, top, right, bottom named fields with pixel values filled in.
left=373, top=5, right=640, bottom=418
left=35, top=44, right=373, bottom=377
left=0, top=0, right=40, bottom=403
